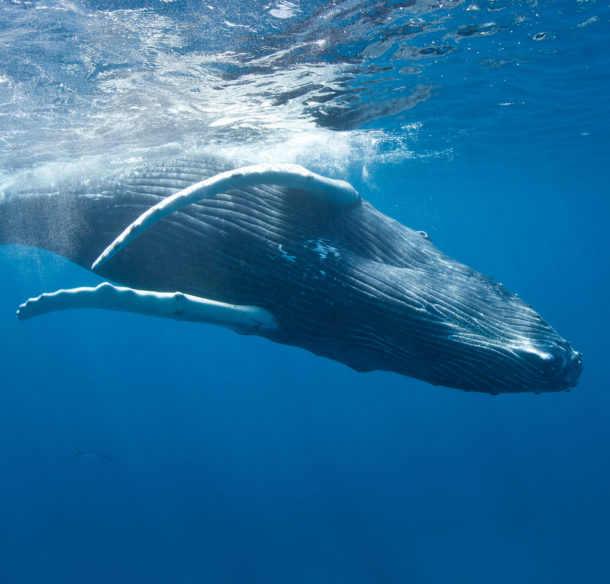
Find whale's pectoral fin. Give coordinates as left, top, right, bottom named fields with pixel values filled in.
left=17, top=282, right=278, bottom=334
left=92, top=163, right=360, bottom=270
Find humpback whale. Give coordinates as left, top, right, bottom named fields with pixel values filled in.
left=0, top=156, right=582, bottom=394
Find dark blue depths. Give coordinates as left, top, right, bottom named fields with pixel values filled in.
left=1, top=3, right=610, bottom=584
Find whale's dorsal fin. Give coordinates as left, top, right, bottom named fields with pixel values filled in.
left=17, top=282, right=278, bottom=334
left=91, top=164, right=359, bottom=270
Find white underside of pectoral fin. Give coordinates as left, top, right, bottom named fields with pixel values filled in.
left=17, top=282, right=278, bottom=334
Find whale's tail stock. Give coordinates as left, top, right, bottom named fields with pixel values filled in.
left=0, top=157, right=215, bottom=264
left=0, top=187, right=100, bottom=267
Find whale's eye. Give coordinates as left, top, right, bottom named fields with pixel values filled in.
left=418, top=230, right=429, bottom=240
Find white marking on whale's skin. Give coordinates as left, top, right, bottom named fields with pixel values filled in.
left=278, top=244, right=297, bottom=263
left=91, top=164, right=360, bottom=271
left=17, top=282, right=278, bottom=333
left=306, top=238, right=340, bottom=261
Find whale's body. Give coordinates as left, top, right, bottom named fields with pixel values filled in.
left=0, top=156, right=582, bottom=393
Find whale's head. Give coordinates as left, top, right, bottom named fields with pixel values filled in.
left=413, top=274, right=584, bottom=394
left=316, top=203, right=583, bottom=394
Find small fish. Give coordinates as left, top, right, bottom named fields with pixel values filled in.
left=73, top=449, right=113, bottom=463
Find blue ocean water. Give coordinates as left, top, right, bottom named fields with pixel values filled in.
left=1, top=1, right=609, bottom=582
